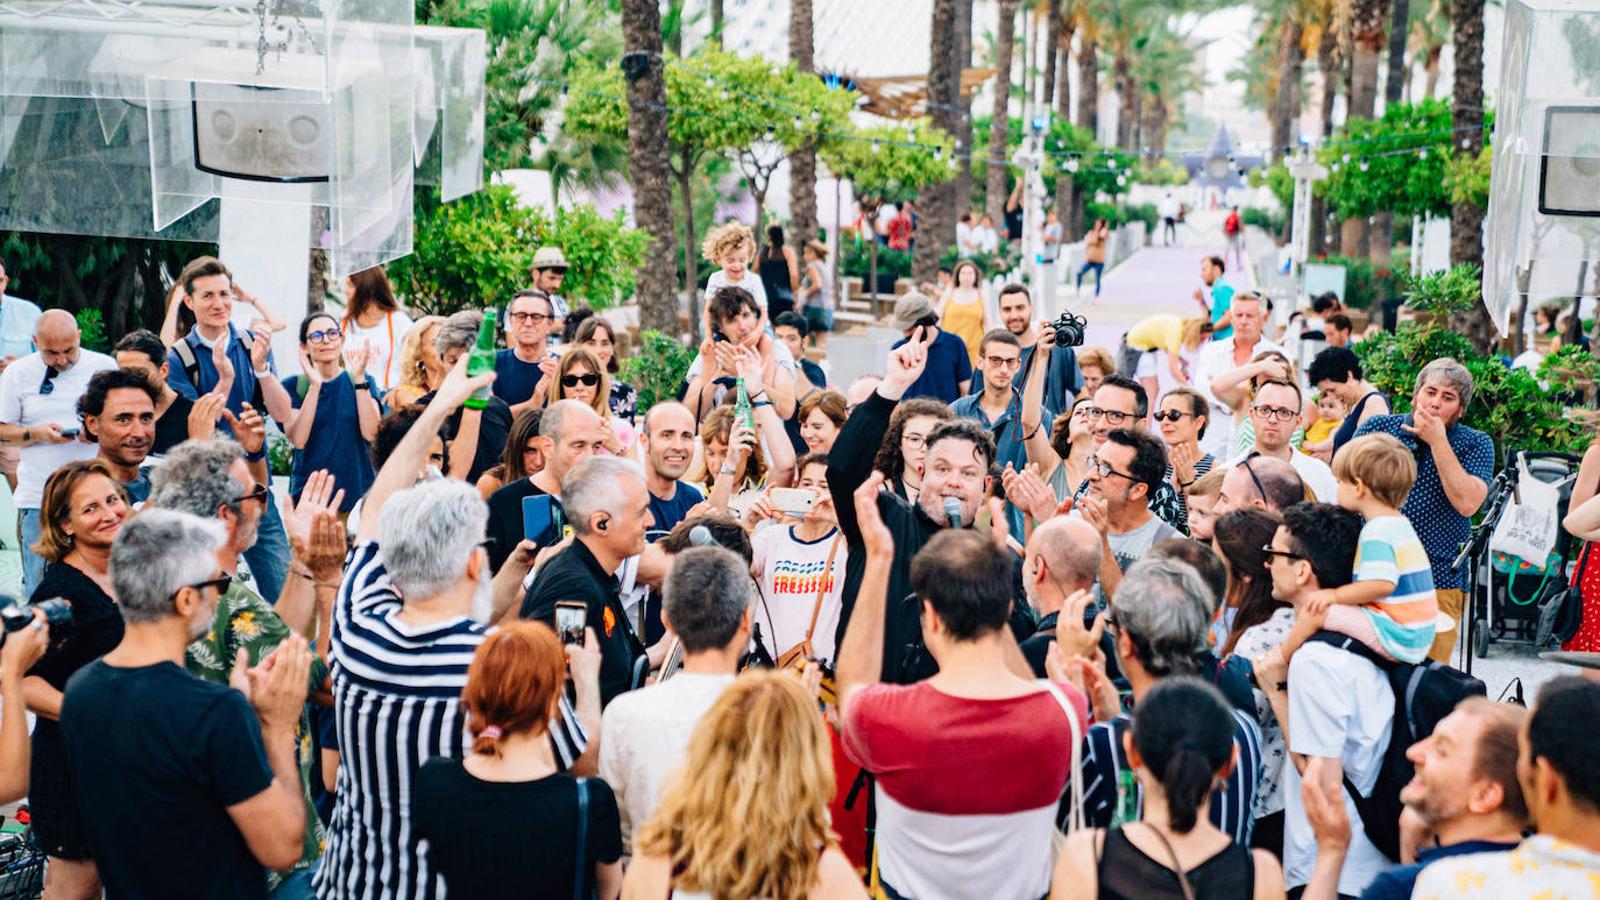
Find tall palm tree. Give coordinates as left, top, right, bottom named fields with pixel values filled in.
left=988, top=0, right=1022, bottom=227
left=621, top=0, right=678, bottom=333
left=1132, top=23, right=1199, bottom=157
left=1448, top=0, right=1493, bottom=351
left=1043, top=0, right=1062, bottom=110
left=1408, top=0, right=1451, bottom=99
left=1342, top=0, right=1389, bottom=259
left=1053, top=0, right=1075, bottom=227
left=953, top=0, right=976, bottom=221
left=915, top=0, right=962, bottom=283
left=1074, top=0, right=1102, bottom=138
left=788, top=0, right=818, bottom=251
left=1385, top=0, right=1410, bottom=102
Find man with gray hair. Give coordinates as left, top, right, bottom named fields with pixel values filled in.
left=420, top=309, right=512, bottom=482
left=1018, top=516, right=1102, bottom=677
left=317, top=361, right=598, bottom=900
left=147, top=437, right=343, bottom=894
left=61, top=509, right=312, bottom=898
left=599, top=545, right=753, bottom=847
left=1064, top=557, right=1264, bottom=847
left=521, top=455, right=655, bottom=706
left=1354, top=356, right=1494, bottom=662
left=484, top=398, right=605, bottom=571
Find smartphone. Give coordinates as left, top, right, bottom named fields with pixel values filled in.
left=770, top=487, right=817, bottom=517
left=554, top=601, right=587, bottom=646
left=711, top=330, right=729, bottom=343
left=59, top=427, right=80, bottom=439
left=522, top=494, right=558, bottom=545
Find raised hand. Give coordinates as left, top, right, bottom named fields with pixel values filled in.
left=852, top=471, right=894, bottom=560
left=211, top=337, right=236, bottom=394
left=222, top=402, right=267, bottom=455
left=1170, top=443, right=1197, bottom=488
left=187, top=391, right=228, bottom=442
left=435, top=353, right=495, bottom=410
left=300, top=349, right=324, bottom=386
left=1077, top=493, right=1110, bottom=536
left=248, top=322, right=272, bottom=371
left=881, top=326, right=935, bottom=397
left=283, top=470, right=344, bottom=550
left=733, top=345, right=765, bottom=395
left=240, top=636, right=313, bottom=734
left=1054, top=590, right=1105, bottom=660
left=344, top=342, right=371, bottom=382
left=727, top=416, right=757, bottom=465
left=1004, top=463, right=1058, bottom=525
left=1403, top=406, right=1447, bottom=448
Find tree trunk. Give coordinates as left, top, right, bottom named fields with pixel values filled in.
left=915, top=0, right=962, bottom=284
left=1114, top=54, right=1135, bottom=150
left=1141, top=93, right=1161, bottom=160
left=1317, top=23, right=1339, bottom=139
left=1345, top=0, right=1387, bottom=265
left=987, top=0, right=1020, bottom=229
left=1424, top=49, right=1441, bottom=98
left=1449, top=0, right=1491, bottom=351
left=1272, top=18, right=1305, bottom=161
left=1043, top=0, right=1061, bottom=112
left=677, top=165, right=702, bottom=339
left=1077, top=38, right=1099, bottom=138
left=952, top=0, right=975, bottom=224
left=1053, top=18, right=1074, bottom=227
left=788, top=0, right=818, bottom=250
left=710, top=0, right=723, bottom=46
left=1385, top=0, right=1410, bottom=104
left=624, top=0, right=679, bottom=336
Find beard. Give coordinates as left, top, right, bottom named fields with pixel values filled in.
left=468, top=568, right=494, bottom=624
left=1402, top=783, right=1465, bottom=827
left=187, top=597, right=218, bottom=643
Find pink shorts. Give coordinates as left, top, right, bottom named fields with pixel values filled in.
left=1323, top=605, right=1397, bottom=662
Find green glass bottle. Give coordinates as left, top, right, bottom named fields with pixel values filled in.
left=1111, top=768, right=1140, bottom=827
left=463, top=310, right=497, bottom=410
left=734, top=377, right=755, bottom=431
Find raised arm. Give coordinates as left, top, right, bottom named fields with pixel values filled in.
left=160, top=283, right=186, bottom=347
left=827, top=328, right=934, bottom=543
left=234, top=283, right=288, bottom=334
left=1208, top=358, right=1275, bottom=412
left=282, top=354, right=322, bottom=449
left=1021, top=325, right=1063, bottom=477
left=249, top=324, right=295, bottom=425
left=835, top=472, right=894, bottom=709
left=357, top=356, right=492, bottom=544
left=345, top=346, right=381, bottom=442
left=736, top=346, right=794, bottom=487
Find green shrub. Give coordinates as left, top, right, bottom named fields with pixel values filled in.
left=75, top=309, right=109, bottom=353
left=1310, top=254, right=1401, bottom=310
left=1241, top=208, right=1284, bottom=234
left=620, top=330, right=697, bottom=412
left=1401, top=264, right=1482, bottom=314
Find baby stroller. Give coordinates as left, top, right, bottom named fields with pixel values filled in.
left=1473, top=450, right=1582, bottom=658
left=0, top=810, right=46, bottom=900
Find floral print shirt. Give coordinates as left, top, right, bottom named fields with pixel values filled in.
left=1228, top=606, right=1297, bottom=819
left=186, top=580, right=329, bottom=887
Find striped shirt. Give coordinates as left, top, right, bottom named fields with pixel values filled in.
left=1355, top=515, right=1438, bottom=663
left=314, top=541, right=587, bottom=900
left=1064, top=708, right=1264, bottom=847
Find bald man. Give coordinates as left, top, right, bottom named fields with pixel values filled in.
left=640, top=402, right=704, bottom=536
left=1214, top=455, right=1307, bottom=515
left=0, top=309, right=118, bottom=593
left=1018, top=516, right=1105, bottom=677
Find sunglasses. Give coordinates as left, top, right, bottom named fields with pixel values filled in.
left=305, top=328, right=342, bottom=344
left=234, top=482, right=270, bottom=506
left=39, top=366, right=59, bottom=396
left=171, top=572, right=233, bottom=602
left=1261, top=544, right=1305, bottom=566
left=1241, top=457, right=1268, bottom=504
left=561, top=373, right=600, bottom=388
left=1152, top=410, right=1191, bottom=423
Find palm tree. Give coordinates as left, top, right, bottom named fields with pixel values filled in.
left=1408, top=0, right=1451, bottom=99
left=1073, top=0, right=1103, bottom=138
left=621, top=0, right=679, bottom=333
left=1448, top=0, right=1493, bottom=350
left=788, top=0, right=818, bottom=250
left=1135, top=25, right=1201, bottom=158
left=1053, top=0, right=1076, bottom=227
left=914, top=0, right=962, bottom=284
left=1340, top=0, right=1388, bottom=259
left=1043, top=0, right=1062, bottom=110
left=987, top=0, right=1022, bottom=228
left=953, top=0, right=976, bottom=221
left=1385, top=0, right=1410, bottom=102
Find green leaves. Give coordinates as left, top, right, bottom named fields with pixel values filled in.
left=618, top=330, right=697, bottom=411
left=1316, top=99, right=1490, bottom=220
left=820, top=121, right=955, bottom=196
left=386, top=185, right=646, bottom=315
left=1401, top=263, right=1483, bottom=315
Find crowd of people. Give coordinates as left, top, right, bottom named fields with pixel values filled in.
left=0, top=229, right=1596, bottom=900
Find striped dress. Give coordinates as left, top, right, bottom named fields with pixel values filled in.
left=1354, top=515, right=1439, bottom=664
left=314, top=541, right=587, bottom=900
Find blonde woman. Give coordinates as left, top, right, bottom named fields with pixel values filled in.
left=622, top=672, right=865, bottom=900
left=385, top=315, right=446, bottom=408
left=548, top=347, right=635, bottom=455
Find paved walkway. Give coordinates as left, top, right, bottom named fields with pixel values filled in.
left=1072, top=243, right=1220, bottom=351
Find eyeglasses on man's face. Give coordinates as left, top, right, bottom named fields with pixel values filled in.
left=234, top=482, right=270, bottom=506
left=1251, top=405, right=1299, bottom=423
left=1087, top=407, right=1132, bottom=426
left=170, top=571, right=233, bottom=603
left=508, top=311, right=551, bottom=325
left=1087, top=457, right=1137, bottom=481
left=1261, top=544, right=1305, bottom=568
left=983, top=355, right=1022, bottom=371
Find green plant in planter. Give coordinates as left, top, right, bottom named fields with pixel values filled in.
left=1401, top=263, right=1482, bottom=315
left=620, top=330, right=697, bottom=413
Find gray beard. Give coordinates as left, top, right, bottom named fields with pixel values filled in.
left=468, top=569, right=494, bottom=624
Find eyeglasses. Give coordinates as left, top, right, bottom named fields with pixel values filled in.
left=983, top=355, right=1022, bottom=370
left=1088, top=407, right=1132, bottom=425
left=170, top=572, right=233, bottom=602
left=234, top=482, right=269, bottom=506
left=901, top=433, right=927, bottom=449
left=561, top=373, right=600, bottom=388
left=39, top=366, right=59, bottom=396
left=508, top=311, right=552, bottom=324
left=1251, top=405, right=1299, bottom=423
left=1088, top=457, right=1137, bottom=481
left=305, top=328, right=342, bottom=344
left=1152, top=410, right=1191, bottom=423
left=1261, top=544, right=1305, bottom=566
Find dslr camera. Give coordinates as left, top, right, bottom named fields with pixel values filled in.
left=1047, top=309, right=1088, bottom=347
left=0, top=594, right=69, bottom=645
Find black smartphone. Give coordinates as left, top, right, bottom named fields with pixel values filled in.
left=711, top=330, right=729, bottom=343
left=554, top=601, right=586, bottom=646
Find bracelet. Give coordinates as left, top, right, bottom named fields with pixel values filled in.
left=719, top=465, right=737, bottom=476
left=752, top=400, right=773, bottom=408
left=1179, top=478, right=1195, bottom=488
left=253, top=369, right=272, bottom=379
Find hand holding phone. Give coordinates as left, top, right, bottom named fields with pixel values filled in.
left=554, top=601, right=587, bottom=646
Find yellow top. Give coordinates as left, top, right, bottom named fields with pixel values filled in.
left=1126, top=314, right=1186, bottom=355
left=940, top=293, right=987, bottom=365
left=1303, top=418, right=1342, bottom=447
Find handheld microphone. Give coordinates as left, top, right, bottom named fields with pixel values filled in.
left=689, top=525, right=716, bottom=547
left=942, top=497, right=964, bottom=529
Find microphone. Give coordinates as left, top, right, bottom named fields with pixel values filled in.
left=689, top=525, right=716, bottom=547
left=942, top=497, right=964, bottom=529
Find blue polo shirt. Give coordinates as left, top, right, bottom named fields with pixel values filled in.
left=951, top=388, right=1048, bottom=537
left=281, top=372, right=381, bottom=512
left=1210, top=278, right=1236, bottom=341
left=1354, top=414, right=1495, bottom=590
left=891, top=328, right=972, bottom=404
left=1358, top=840, right=1519, bottom=900
left=165, top=324, right=275, bottom=417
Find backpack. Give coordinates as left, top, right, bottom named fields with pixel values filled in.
left=1307, top=631, right=1486, bottom=862
left=172, top=330, right=266, bottom=407
left=1224, top=211, right=1241, bottom=235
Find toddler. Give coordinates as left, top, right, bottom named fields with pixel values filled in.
left=1301, top=392, right=1346, bottom=463
left=1284, top=433, right=1437, bottom=664
left=701, top=223, right=767, bottom=313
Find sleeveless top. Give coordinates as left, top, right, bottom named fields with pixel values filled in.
left=1095, top=827, right=1253, bottom=900
left=1332, top=390, right=1387, bottom=456
left=940, top=293, right=986, bottom=366
left=759, top=247, right=794, bottom=306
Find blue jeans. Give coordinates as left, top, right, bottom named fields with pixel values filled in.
left=243, top=491, right=290, bottom=604
left=270, top=866, right=316, bottom=900
left=1076, top=262, right=1105, bottom=296
left=20, top=508, right=43, bottom=597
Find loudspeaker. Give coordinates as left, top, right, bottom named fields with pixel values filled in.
left=190, top=81, right=330, bottom=184
left=1538, top=106, right=1600, bottom=218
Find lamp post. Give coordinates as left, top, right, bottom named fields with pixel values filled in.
left=1287, top=146, right=1329, bottom=284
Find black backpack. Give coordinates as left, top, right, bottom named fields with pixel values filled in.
left=1307, top=631, right=1486, bottom=862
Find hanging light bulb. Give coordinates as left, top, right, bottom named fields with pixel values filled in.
left=811, top=109, right=821, bottom=121
left=1066, top=157, right=1080, bottom=173
left=1331, top=162, right=1340, bottom=172
left=1116, top=174, right=1128, bottom=187
left=1359, top=159, right=1369, bottom=172
left=871, top=141, right=881, bottom=154
left=764, top=126, right=775, bottom=141
left=720, top=89, right=729, bottom=100
left=1060, top=159, right=1071, bottom=171
left=1419, top=148, right=1429, bottom=159
left=793, top=116, right=803, bottom=130
left=1107, top=158, right=1118, bottom=169
left=1342, top=152, right=1351, bottom=163
left=934, top=147, right=943, bottom=161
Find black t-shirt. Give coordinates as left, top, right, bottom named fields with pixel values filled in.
left=424, top=389, right=514, bottom=484
left=413, top=761, right=622, bottom=900
left=647, top=481, right=703, bottom=539
left=153, top=392, right=194, bottom=455
left=521, top=540, right=644, bottom=706
left=60, top=660, right=275, bottom=900
left=493, top=349, right=543, bottom=408
left=486, top=478, right=560, bottom=572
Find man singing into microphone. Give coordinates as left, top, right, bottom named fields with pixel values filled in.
left=827, top=328, right=1036, bottom=684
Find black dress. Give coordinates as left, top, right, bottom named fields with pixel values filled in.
left=28, top=561, right=125, bottom=859
left=1094, top=826, right=1253, bottom=900
left=758, top=247, right=795, bottom=319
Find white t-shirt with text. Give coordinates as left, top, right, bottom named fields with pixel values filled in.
left=750, top=524, right=848, bottom=666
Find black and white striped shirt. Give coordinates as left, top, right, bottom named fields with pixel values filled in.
left=1061, top=708, right=1263, bottom=846
left=315, top=541, right=587, bottom=899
